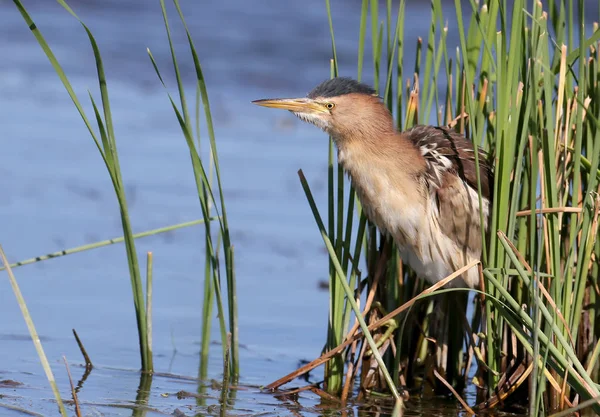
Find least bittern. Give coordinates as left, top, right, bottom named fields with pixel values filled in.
left=254, top=77, right=493, bottom=288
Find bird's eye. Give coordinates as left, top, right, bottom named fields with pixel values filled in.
left=326, top=102, right=335, bottom=110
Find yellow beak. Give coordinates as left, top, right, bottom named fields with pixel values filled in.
left=252, top=98, right=328, bottom=114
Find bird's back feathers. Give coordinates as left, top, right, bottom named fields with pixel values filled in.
left=404, top=125, right=493, bottom=201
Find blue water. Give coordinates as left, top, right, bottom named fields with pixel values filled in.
left=0, top=0, right=597, bottom=415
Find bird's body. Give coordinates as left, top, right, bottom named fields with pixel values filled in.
left=337, top=124, right=491, bottom=288
left=254, top=77, right=493, bottom=288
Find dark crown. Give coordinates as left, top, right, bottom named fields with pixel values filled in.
left=307, top=77, right=377, bottom=99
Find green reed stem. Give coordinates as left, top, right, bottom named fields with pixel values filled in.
left=152, top=0, right=238, bottom=378
left=299, top=170, right=401, bottom=401
left=0, top=218, right=216, bottom=272
left=146, top=252, right=154, bottom=373
left=13, top=0, right=151, bottom=371
left=0, top=245, right=68, bottom=417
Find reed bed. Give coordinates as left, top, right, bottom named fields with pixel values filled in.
left=278, top=0, right=600, bottom=415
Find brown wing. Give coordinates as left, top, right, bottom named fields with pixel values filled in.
left=404, top=125, right=493, bottom=201
left=405, top=125, right=493, bottom=256
left=436, top=172, right=488, bottom=257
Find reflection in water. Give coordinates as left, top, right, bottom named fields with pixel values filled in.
left=196, top=376, right=208, bottom=411
left=0, top=361, right=498, bottom=416
left=74, top=363, right=92, bottom=394
left=132, top=372, right=153, bottom=417
left=225, top=384, right=238, bottom=416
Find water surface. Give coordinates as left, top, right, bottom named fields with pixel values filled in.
left=0, top=0, right=595, bottom=415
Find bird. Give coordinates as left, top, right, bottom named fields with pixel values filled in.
left=253, top=77, right=493, bottom=288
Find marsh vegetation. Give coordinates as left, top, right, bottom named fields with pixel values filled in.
left=2, top=0, right=599, bottom=416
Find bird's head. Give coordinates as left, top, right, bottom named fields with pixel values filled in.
left=253, top=77, right=391, bottom=140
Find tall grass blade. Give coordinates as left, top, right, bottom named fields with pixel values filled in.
left=0, top=218, right=215, bottom=272
left=0, top=245, right=68, bottom=417
left=145, top=252, right=154, bottom=373
left=299, top=170, right=401, bottom=401
left=170, top=0, right=238, bottom=377
left=12, top=0, right=152, bottom=371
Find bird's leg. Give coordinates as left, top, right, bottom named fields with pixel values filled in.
left=364, top=301, right=399, bottom=355
left=364, top=320, right=398, bottom=356
left=361, top=238, right=395, bottom=358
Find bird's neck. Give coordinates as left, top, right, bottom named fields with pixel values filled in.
left=334, top=127, right=428, bottom=244
left=334, top=128, right=425, bottom=178
left=326, top=98, right=426, bottom=181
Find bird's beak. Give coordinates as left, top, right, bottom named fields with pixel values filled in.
left=252, top=98, right=328, bottom=114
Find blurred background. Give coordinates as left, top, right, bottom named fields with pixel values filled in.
left=0, top=0, right=599, bottom=415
